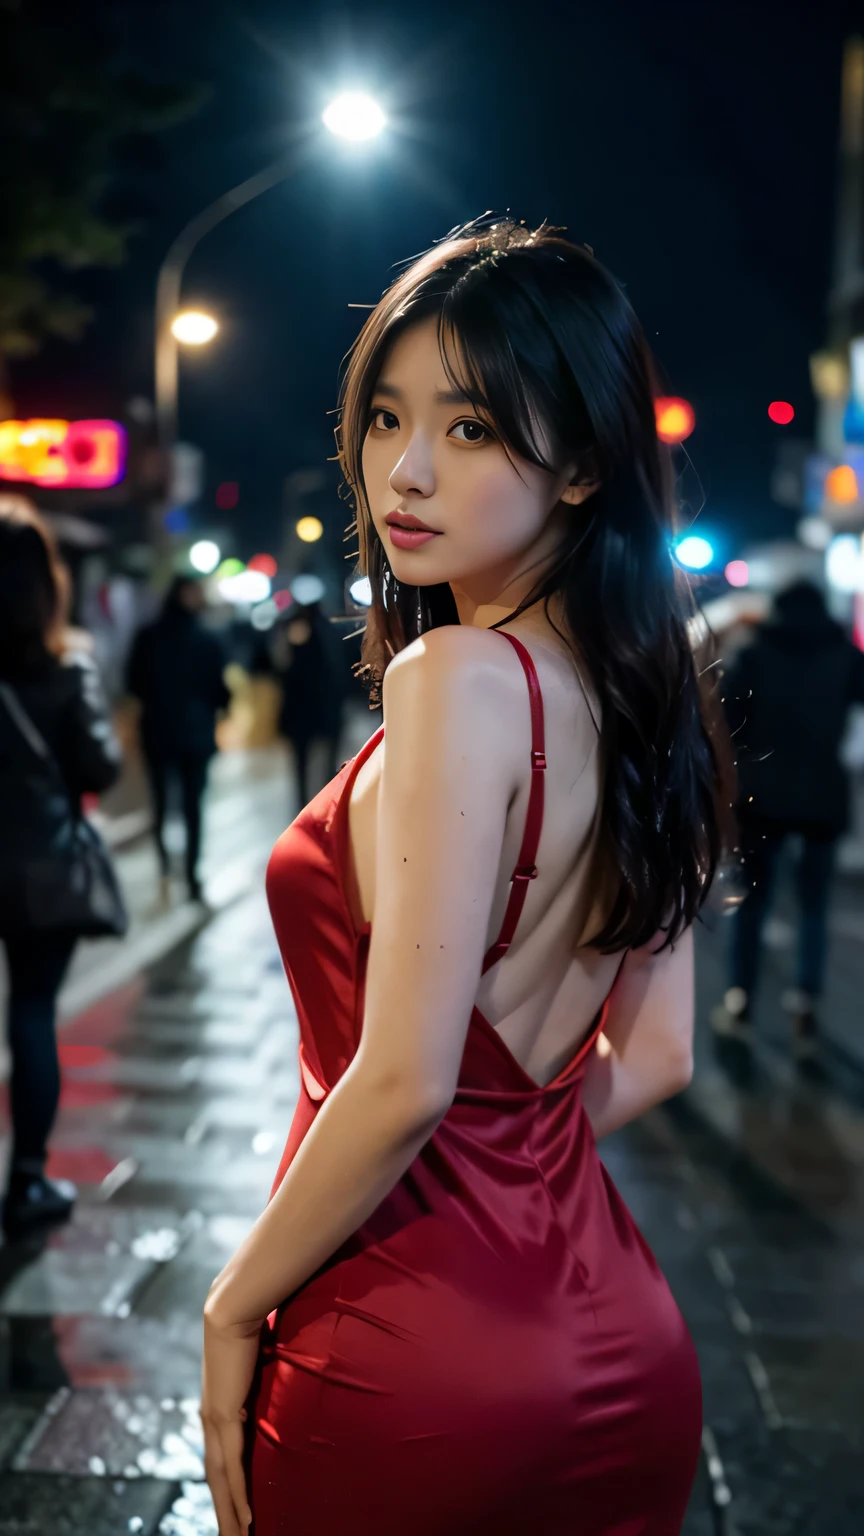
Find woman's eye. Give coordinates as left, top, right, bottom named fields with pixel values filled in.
left=449, top=418, right=492, bottom=444
left=370, top=408, right=399, bottom=432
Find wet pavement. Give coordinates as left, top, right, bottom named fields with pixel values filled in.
left=0, top=740, right=862, bottom=1532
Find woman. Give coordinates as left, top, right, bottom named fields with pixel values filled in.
left=201, top=219, right=724, bottom=1535
left=0, top=496, right=121, bottom=1237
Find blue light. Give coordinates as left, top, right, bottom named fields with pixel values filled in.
left=675, top=535, right=714, bottom=570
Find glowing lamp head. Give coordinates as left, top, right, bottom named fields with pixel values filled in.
left=171, top=311, right=218, bottom=345
left=768, top=400, right=795, bottom=425
left=674, top=535, right=714, bottom=571
left=655, top=397, right=696, bottom=445
left=322, top=92, right=386, bottom=142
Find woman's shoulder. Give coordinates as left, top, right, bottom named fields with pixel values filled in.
left=385, top=623, right=528, bottom=691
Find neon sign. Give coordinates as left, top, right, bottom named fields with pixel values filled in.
left=0, top=419, right=127, bottom=489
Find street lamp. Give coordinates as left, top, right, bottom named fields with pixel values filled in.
left=322, top=92, right=387, bottom=141
left=154, top=92, right=386, bottom=449
left=171, top=311, right=218, bottom=345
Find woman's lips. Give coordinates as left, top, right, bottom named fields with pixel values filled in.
left=387, top=525, right=441, bottom=550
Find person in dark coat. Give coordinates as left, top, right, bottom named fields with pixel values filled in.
left=254, top=602, right=345, bottom=808
left=0, top=495, right=122, bottom=1237
left=126, top=577, right=230, bottom=902
left=713, top=579, right=864, bottom=1059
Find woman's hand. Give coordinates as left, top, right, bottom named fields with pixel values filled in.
left=201, top=1295, right=263, bottom=1536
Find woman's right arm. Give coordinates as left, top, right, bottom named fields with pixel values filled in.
left=60, top=651, right=123, bottom=795
left=581, top=926, right=694, bottom=1140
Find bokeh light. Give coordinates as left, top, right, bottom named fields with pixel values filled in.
left=826, top=534, right=864, bottom=592
left=251, top=598, right=279, bottom=631
left=349, top=576, right=373, bottom=607
left=296, top=516, right=324, bottom=543
left=171, top=311, right=218, bottom=345
left=218, top=569, right=271, bottom=604
left=825, top=464, right=860, bottom=504
left=214, top=557, right=244, bottom=580
left=768, top=401, right=795, bottom=425
left=322, top=92, right=387, bottom=142
left=725, top=559, right=749, bottom=587
left=797, top=516, right=833, bottom=551
left=291, top=574, right=326, bottom=605
left=674, top=535, right=714, bottom=570
left=189, top=540, right=220, bottom=574
left=248, top=553, right=277, bottom=577
left=655, top=397, right=696, bottom=444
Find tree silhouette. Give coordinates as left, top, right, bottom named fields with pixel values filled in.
left=0, top=0, right=207, bottom=359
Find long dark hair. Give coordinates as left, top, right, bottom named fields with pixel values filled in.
left=336, top=218, right=725, bottom=952
left=0, top=495, right=70, bottom=674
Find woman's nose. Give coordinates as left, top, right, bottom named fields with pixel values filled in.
left=389, top=433, right=435, bottom=499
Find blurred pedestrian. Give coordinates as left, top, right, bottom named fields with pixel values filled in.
left=126, top=576, right=230, bottom=903
left=259, top=602, right=344, bottom=807
left=0, top=496, right=123, bottom=1238
left=713, top=580, right=864, bottom=1061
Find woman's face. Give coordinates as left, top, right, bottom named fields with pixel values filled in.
left=361, top=316, right=588, bottom=610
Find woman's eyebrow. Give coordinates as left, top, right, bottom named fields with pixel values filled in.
left=371, top=381, right=474, bottom=406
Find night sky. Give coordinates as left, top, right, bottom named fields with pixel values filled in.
left=11, top=0, right=863, bottom=567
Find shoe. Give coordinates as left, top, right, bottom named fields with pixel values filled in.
left=2, top=1172, right=77, bottom=1240
left=710, top=987, right=752, bottom=1043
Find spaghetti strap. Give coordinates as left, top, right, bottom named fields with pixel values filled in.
left=481, top=632, right=546, bottom=974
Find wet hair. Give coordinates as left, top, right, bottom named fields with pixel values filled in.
left=0, top=494, right=70, bottom=673
left=336, top=217, right=725, bottom=952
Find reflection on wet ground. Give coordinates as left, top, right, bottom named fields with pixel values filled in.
left=0, top=865, right=862, bottom=1530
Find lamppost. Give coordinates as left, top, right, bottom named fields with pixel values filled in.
left=153, top=91, right=386, bottom=450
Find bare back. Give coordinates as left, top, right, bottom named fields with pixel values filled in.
left=347, top=613, right=624, bottom=1088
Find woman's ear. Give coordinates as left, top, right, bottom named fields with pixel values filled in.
left=560, top=478, right=601, bottom=507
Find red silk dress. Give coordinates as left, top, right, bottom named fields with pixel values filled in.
left=248, top=631, right=701, bottom=1534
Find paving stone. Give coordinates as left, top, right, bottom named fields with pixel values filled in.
left=0, top=1400, right=48, bottom=1472
left=697, top=1342, right=764, bottom=1429
left=715, top=1423, right=864, bottom=1534
left=159, top=1479, right=218, bottom=1534
left=733, top=1282, right=864, bottom=1340
left=0, top=1209, right=201, bottom=1319
left=13, top=1387, right=204, bottom=1480
left=135, top=1216, right=255, bottom=1322
left=0, top=1471, right=172, bottom=1534
left=748, top=1335, right=864, bottom=1440
left=0, top=1315, right=203, bottom=1397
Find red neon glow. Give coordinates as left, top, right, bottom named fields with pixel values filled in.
left=768, top=400, right=795, bottom=425
left=216, top=481, right=239, bottom=510
left=655, top=397, right=696, bottom=444
left=248, top=553, right=277, bottom=577
left=0, top=419, right=126, bottom=488
left=725, top=560, right=749, bottom=588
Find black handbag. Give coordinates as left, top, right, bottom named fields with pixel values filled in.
left=0, top=681, right=129, bottom=938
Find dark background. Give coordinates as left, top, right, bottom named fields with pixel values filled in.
left=9, top=0, right=862, bottom=562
